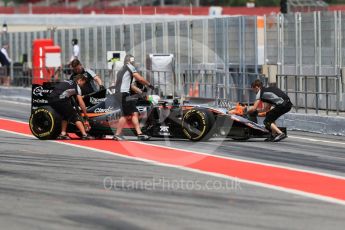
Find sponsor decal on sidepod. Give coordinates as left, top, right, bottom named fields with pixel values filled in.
left=94, top=107, right=114, bottom=113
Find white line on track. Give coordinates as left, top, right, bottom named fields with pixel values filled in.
left=0, top=117, right=28, bottom=124
left=1, top=127, right=345, bottom=206
left=289, top=135, right=345, bottom=146
left=0, top=99, right=30, bottom=106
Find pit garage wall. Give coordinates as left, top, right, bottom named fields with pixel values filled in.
left=279, top=113, right=345, bottom=136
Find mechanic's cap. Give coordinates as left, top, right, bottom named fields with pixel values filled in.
left=124, top=54, right=135, bottom=65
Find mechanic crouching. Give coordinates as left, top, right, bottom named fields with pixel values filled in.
left=247, top=79, right=292, bottom=142
left=113, top=54, right=154, bottom=141
left=48, top=74, right=94, bottom=140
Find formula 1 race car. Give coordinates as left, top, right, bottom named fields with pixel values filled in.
left=29, top=81, right=285, bottom=141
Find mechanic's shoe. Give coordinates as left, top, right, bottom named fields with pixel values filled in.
left=137, top=134, right=151, bottom=141
left=57, top=134, right=71, bottom=140
left=113, top=135, right=126, bottom=141
left=264, top=134, right=276, bottom=142
left=81, top=134, right=95, bottom=140
left=273, top=133, right=287, bottom=142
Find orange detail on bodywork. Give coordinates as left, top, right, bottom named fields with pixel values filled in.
left=228, top=103, right=246, bottom=116
left=83, top=113, right=107, bottom=118
left=258, top=112, right=266, bottom=117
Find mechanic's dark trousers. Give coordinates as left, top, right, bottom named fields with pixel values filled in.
left=264, top=100, right=292, bottom=132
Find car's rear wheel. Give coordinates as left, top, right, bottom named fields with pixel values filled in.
left=182, top=108, right=215, bottom=141
left=29, top=106, right=61, bottom=140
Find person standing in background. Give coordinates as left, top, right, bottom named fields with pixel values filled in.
left=70, top=38, right=80, bottom=62
left=0, top=43, right=12, bottom=86
left=62, top=38, right=80, bottom=76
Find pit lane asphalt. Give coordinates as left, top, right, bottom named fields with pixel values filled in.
left=1, top=100, right=345, bottom=230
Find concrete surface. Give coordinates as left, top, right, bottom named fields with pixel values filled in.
left=1, top=100, right=345, bottom=229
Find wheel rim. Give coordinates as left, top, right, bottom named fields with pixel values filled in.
left=184, top=113, right=205, bottom=139
left=31, top=111, right=53, bottom=135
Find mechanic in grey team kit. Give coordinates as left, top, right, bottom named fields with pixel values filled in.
left=48, top=74, right=93, bottom=140
left=70, top=59, right=105, bottom=105
left=113, top=54, right=155, bottom=141
left=247, top=79, right=292, bottom=142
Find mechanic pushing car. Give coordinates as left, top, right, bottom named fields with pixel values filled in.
left=113, top=54, right=155, bottom=141
left=48, top=74, right=94, bottom=140
left=247, top=79, right=292, bottom=142
left=70, top=59, right=105, bottom=104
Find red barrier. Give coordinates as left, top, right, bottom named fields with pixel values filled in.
left=32, top=39, right=61, bottom=85
left=0, top=7, right=15, bottom=14
left=32, top=6, right=80, bottom=14
left=222, top=6, right=279, bottom=15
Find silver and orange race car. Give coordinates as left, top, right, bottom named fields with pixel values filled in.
left=29, top=82, right=285, bottom=141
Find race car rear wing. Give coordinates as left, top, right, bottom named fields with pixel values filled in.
left=31, top=81, right=110, bottom=111
left=31, top=82, right=55, bottom=111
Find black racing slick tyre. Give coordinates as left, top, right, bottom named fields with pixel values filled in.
left=29, top=106, right=61, bottom=140
left=182, top=108, right=215, bottom=141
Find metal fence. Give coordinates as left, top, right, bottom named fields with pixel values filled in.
left=1, top=12, right=345, bottom=113
left=277, top=74, right=343, bottom=114
left=183, top=69, right=267, bottom=104
left=1, top=16, right=261, bottom=76
left=265, top=11, right=344, bottom=76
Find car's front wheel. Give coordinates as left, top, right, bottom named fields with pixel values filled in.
left=182, top=108, right=215, bottom=141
